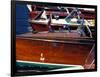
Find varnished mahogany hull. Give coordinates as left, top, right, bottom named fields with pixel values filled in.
left=16, top=37, right=93, bottom=66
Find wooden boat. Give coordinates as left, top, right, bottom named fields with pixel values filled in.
left=16, top=6, right=96, bottom=72
left=16, top=32, right=95, bottom=69
left=29, top=6, right=95, bottom=34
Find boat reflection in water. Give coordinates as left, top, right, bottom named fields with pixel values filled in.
left=16, top=5, right=96, bottom=73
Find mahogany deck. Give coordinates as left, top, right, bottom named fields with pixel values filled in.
left=16, top=32, right=92, bottom=39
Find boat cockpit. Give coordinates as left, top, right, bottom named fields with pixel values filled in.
left=29, top=7, right=95, bottom=38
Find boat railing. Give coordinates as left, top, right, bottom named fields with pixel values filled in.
left=84, top=20, right=93, bottom=38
